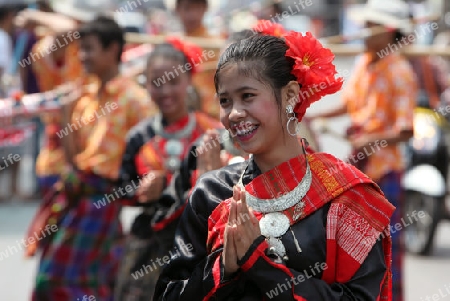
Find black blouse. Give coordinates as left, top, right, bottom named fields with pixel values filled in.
left=153, top=158, right=387, bottom=301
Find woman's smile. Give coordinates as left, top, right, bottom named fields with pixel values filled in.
left=233, top=124, right=260, bottom=142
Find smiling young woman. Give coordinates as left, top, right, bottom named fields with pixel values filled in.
left=153, top=31, right=396, bottom=301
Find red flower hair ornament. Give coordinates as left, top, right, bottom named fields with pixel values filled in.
left=284, top=31, right=344, bottom=121
left=166, top=37, right=204, bottom=75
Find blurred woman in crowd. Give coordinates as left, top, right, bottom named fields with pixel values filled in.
left=115, top=38, right=222, bottom=301
left=0, top=3, right=20, bottom=202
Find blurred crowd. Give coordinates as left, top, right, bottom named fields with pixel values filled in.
left=0, top=0, right=346, bottom=201
left=2, top=0, right=450, bottom=201
left=0, top=0, right=343, bottom=200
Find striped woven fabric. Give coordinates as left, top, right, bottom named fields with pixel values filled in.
left=30, top=171, right=123, bottom=301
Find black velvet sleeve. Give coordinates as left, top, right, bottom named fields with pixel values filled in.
left=152, top=130, right=236, bottom=230
left=237, top=235, right=387, bottom=300
left=118, top=118, right=156, bottom=206
left=150, top=141, right=200, bottom=229
left=153, top=163, right=248, bottom=301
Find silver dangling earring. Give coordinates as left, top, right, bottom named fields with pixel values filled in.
left=286, top=105, right=298, bottom=137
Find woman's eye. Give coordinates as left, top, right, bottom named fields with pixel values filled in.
left=149, top=80, right=162, bottom=88
left=242, top=93, right=254, bottom=99
left=219, top=98, right=230, bottom=106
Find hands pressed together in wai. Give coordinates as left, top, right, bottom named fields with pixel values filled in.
left=222, top=185, right=261, bottom=277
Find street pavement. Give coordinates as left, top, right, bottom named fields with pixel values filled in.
left=1, top=56, right=450, bottom=300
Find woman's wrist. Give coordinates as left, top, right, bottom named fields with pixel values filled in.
left=220, top=254, right=240, bottom=283
left=237, top=235, right=267, bottom=270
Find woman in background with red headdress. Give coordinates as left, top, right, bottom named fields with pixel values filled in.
left=154, top=30, right=395, bottom=300
left=115, top=37, right=223, bottom=301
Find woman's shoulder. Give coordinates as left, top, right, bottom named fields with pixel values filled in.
left=192, top=161, right=247, bottom=196
left=188, top=161, right=247, bottom=215
left=308, top=152, right=373, bottom=186
left=311, top=152, right=396, bottom=230
left=125, top=116, right=157, bottom=143
left=304, top=152, right=393, bottom=219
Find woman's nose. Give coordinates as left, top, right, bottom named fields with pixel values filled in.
left=229, top=105, right=246, bottom=122
left=152, top=82, right=171, bottom=96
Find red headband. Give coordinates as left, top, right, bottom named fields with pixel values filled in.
left=166, top=37, right=204, bottom=75
left=284, top=31, right=343, bottom=121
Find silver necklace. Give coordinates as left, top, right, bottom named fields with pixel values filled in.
left=152, top=113, right=196, bottom=172
left=237, top=162, right=311, bottom=213
left=152, top=113, right=196, bottom=140
left=237, top=153, right=311, bottom=260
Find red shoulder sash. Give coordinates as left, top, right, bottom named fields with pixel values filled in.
left=206, top=153, right=394, bottom=300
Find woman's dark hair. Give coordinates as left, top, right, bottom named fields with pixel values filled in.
left=227, top=29, right=255, bottom=44
left=146, top=43, right=191, bottom=76
left=214, top=34, right=296, bottom=105
left=78, top=15, right=125, bottom=63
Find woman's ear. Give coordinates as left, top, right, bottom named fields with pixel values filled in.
left=281, top=81, right=300, bottom=107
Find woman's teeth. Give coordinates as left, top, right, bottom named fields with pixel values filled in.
left=237, top=125, right=258, bottom=136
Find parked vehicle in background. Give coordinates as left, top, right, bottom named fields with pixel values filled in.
left=402, top=92, right=450, bottom=255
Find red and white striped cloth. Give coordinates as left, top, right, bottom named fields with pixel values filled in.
left=0, top=123, right=35, bottom=148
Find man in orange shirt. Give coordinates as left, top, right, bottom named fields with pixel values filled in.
left=311, top=1, right=417, bottom=300
left=27, top=15, right=156, bottom=300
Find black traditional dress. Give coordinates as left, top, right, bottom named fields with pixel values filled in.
left=154, top=153, right=395, bottom=300
left=115, top=112, right=221, bottom=301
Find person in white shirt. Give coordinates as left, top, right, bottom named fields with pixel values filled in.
left=0, top=3, right=23, bottom=203
left=0, top=4, right=14, bottom=97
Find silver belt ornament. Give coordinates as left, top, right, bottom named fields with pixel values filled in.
left=260, top=212, right=290, bottom=259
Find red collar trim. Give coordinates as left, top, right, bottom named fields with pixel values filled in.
left=245, top=155, right=308, bottom=200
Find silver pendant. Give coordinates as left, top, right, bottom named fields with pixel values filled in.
left=165, top=157, right=181, bottom=171
left=267, top=236, right=286, bottom=258
left=165, top=140, right=183, bottom=172
left=165, top=139, right=183, bottom=156
left=259, top=212, right=290, bottom=238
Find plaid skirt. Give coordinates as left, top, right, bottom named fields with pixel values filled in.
left=37, top=175, right=60, bottom=197
left=31, top=194, right=123, bottom=301
left=377, top=171, right=404, bottom=301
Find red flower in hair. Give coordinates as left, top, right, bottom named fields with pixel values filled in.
left=284, top=31, right=343, bottom=121
left=166, top=37, right=204, bottom=75
left=252, top=20, right=286, bottom=37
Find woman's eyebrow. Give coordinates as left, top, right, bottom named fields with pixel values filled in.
left=218, top=86, right=257, bottom=96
